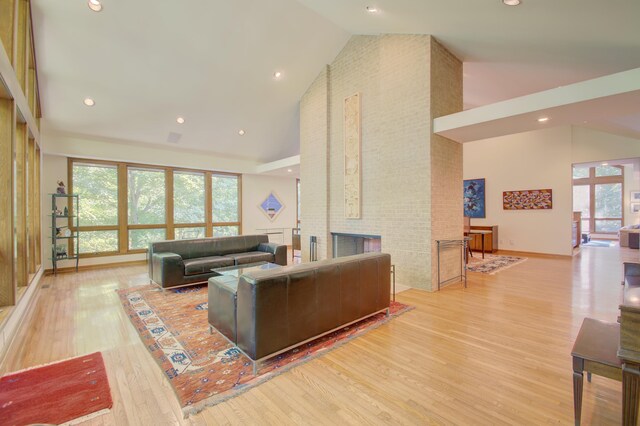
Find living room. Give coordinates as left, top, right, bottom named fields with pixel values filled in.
left=1, top=0, right=640, bottom=424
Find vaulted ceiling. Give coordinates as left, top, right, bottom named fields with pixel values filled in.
left=32, top=0, right=640, bottom=163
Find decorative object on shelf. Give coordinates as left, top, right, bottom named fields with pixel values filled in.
left=632, top=191, right=640, bottom=202
left=259, top=191, right=285, bottom=221
left=344, top=92, right=361, bottom=219
left=503, top=188, right=553, bottom=210
left=63, top=206, right=68, bottom=216
left=632, top=203, right=640, bottom=213
left=56, top=180, right=66, bottom=194
left=463, top=178, right=486, bottom=218
left=55, top=244, right=67, bottom=258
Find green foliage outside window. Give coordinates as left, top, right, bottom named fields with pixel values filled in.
left=174, top=172, right=205, bottom=224
left=212, top=175, right=238, bottom=222
left=72, top=163, right=118, bottom=226
left=128, top=168, right=165, bottom=225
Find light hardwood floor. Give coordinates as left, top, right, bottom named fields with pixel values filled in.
left=1, top=246, right=638, bottom=425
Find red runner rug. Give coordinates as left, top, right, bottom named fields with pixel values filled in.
left=0, top=352, right=112, bottom=425
left=117, top=284, right=412, bottom=417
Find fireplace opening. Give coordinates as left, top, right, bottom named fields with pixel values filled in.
left=331, top=232, right=381, bottom=258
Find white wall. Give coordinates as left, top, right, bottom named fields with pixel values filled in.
left=241, top=174, right=298, bottom=245
left=624, top=161, right=640, bottom=226
left=464, top=125, right=640, bottom=255
left=464, top=126, right=573, bottom=255
left=42, top=130, right=260, bottom=174
left=41, top=154, right=298, bottom=270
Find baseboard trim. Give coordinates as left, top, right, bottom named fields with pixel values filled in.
left=44, top=259, right=148, bottom=275
left=496, top=249, right=572, bottom=259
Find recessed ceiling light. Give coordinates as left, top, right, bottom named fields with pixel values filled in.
left=602, top=162, right=609, bottom=166
left=83, top=98, right=95, bottom=107
left=88, top=0, right=102, bottom=12
left=366, top=6, right=379, bottom=13
left=502, top=0, right=521, bottom=5
left=273, top=71, right=282, bottom=79
left=287, top=169, right=292, bottom=173
left=537, top=117, right=549, bottom=123
left=176, top=117, right=185, bottom=124
left=238, top=129, right=245, bottom=136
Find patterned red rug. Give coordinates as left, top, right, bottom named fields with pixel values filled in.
left=117, top=284, right=411, bottom=417
left=0, top=352, right=112, bottom=425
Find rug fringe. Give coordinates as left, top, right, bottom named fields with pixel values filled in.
left=181, top=305, right=415, bottom=418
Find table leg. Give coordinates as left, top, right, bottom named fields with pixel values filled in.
left=573, top=356, right=584, bottom=426
left=622, top=362, right=640, bottom=426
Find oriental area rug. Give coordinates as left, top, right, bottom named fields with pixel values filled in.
left=0, top=352, right=113, bottom=425
left=117, top=284, right=411, bottom=417
left=467, top=254, right=527, bottom=275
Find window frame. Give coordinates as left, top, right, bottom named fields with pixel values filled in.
left=572, top=165, right=624, bottom=234
left=68, top=158, right=243, bottom=257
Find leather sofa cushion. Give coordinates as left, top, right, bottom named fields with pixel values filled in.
left=227, top=251, right=274, bottom=265
left=184, top=256, right=234, bottom=276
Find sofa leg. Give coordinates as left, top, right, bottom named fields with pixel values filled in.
left=253, top=360, right=258, bottom=376
left=386, top=308, right=390, bottom=317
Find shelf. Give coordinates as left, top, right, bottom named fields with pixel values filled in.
left=48, top=215, right=77, bottom=218
left=49, top=235, right=78, bottom=239
left=49, top=256, right=78, bottom=261
left=49, top=193, right=78, bottom=197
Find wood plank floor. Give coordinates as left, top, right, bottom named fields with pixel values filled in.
left=1, top=246, right=638, bottom=425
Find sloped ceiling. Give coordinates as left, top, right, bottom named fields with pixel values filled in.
left=32, top=0, right=640, bottom=164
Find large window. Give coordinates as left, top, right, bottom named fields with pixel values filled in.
left=72, top=162, right=119, bottom=254
left=572, top=165, right=624, bottom=234
left=70, top=159, right=242, bottom=256
left=212, top=174, right=240, bottom=236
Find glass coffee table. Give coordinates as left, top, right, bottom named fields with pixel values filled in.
left=212, top=261, right=282, bottom=278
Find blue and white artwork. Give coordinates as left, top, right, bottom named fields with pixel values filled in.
left=463, top=178, right=486, bottom=218
left=259, top=192, right=285, bottom=221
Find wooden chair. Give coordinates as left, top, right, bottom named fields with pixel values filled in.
left=463, top=216, right=473, bottom=262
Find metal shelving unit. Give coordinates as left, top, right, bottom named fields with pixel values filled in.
left=50, top=194, right=79, bottom=275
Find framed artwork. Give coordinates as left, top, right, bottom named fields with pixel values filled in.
left=463, top=178, right=486, bottom=218
left=344, top=93, right=361, bottom=219
left=259, top=191, right=285, bottom=221
left=632, top=203, right=640, bottom=214
left=631, top=191, right=640, bottom=202
left=503, top=189, right=553, bottom=210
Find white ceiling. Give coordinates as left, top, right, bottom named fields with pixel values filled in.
left=32, top=0, right=640, bottom=164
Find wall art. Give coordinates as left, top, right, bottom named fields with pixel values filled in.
left=463, top=178, right=486, bottom=218
left=344, top=93, right=361, bottom=219
left=259, top=191, right=285, bottom=222
left=503, top=189, right=553, bottom=210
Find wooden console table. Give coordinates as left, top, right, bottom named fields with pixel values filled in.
left=469, top=225, right=498, bottom=254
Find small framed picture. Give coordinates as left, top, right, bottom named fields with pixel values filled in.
left=632, top=203, right=640, bottom=214
left=632, top=191, right=640, bottom=202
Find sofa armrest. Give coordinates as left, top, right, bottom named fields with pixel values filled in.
left=151, top=252, right=184, bottom=287
left=258, top=242, right=287, bottom=266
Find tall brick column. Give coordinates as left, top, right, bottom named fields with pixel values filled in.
left=300, top=35, right=462, bottom=291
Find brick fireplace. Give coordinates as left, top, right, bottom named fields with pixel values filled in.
left=331, top=233, right=381, bottom=258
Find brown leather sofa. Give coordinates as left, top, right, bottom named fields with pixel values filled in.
left=148, top=235, right=287, bottom=289
left=208, top=252, right=391, bottom=372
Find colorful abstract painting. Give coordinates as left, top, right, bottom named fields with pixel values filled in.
left=464, top=178, right=486, bottom=218
left=503, top=189, right=553, bottom=210
left=259, top=192, right=285, bottom=221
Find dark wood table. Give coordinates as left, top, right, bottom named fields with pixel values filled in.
left=571, top=318, right=622, bottom=425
